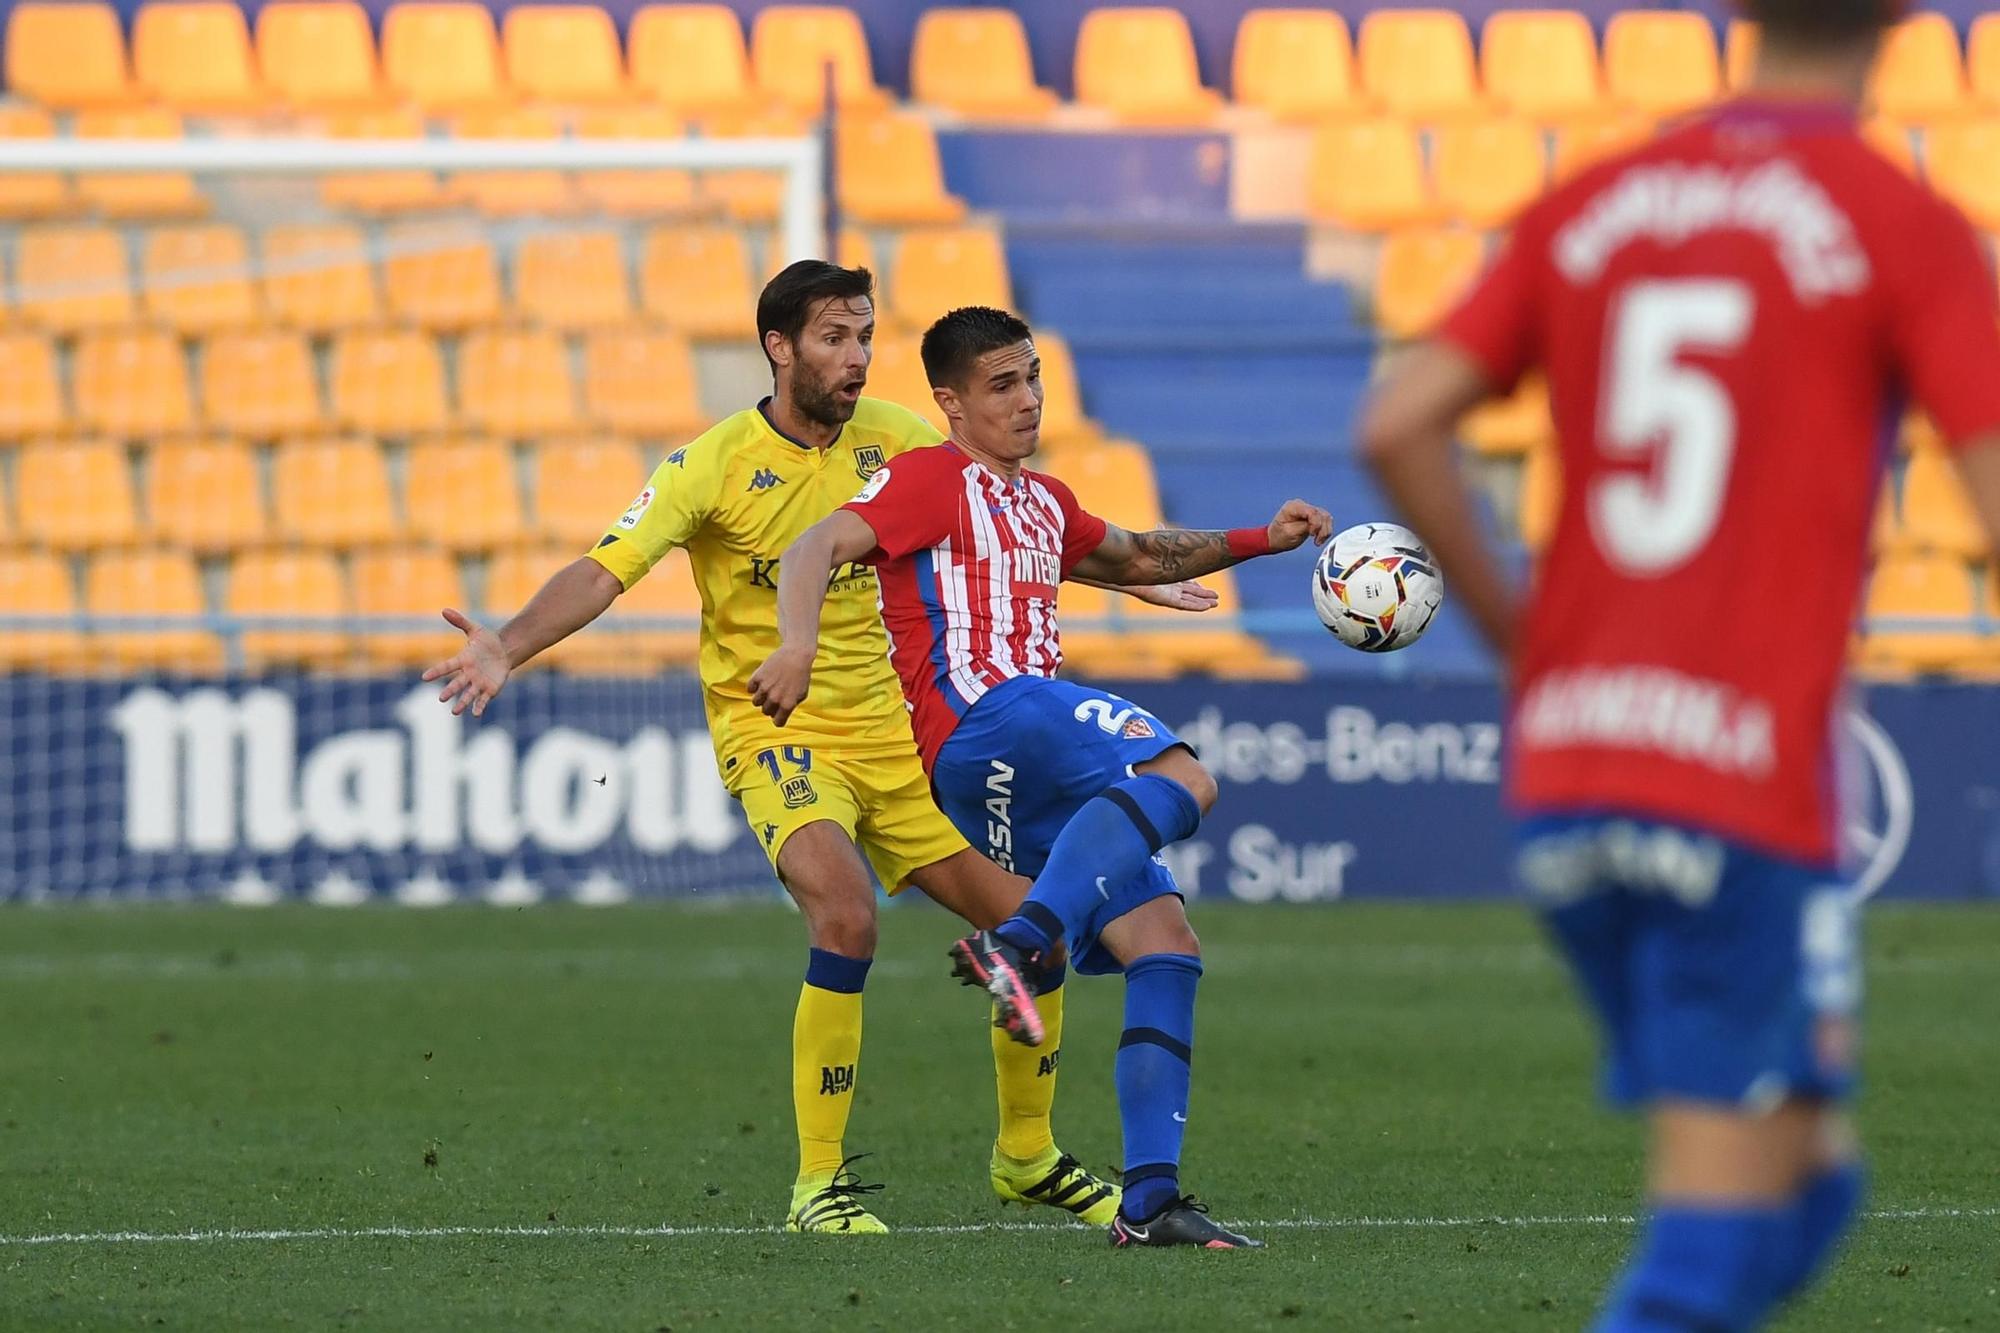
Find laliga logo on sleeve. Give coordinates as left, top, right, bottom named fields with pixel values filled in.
left=617, top=486, right=655, bottom=530
left=852, top=467, right=891, bottom=504
left=1841, top=707, right=1912, bottom=904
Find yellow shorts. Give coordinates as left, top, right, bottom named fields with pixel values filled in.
left=732, top=742, right=967, bottom=893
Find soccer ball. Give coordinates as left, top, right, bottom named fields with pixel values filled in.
left=1311, top=522, right=1445, bottom=653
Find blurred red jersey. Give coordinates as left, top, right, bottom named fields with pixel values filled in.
left=1440, top=99, right=2000, bottom=864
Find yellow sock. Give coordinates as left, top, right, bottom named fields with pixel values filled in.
left=992, top=981, right=1063, bottom=1161
left=793, top=971, right=865, bottom=1181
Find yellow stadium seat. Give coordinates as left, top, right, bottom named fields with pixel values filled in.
left=272, top=438, right=400, bottom=546
left=256, top=1, right=382, bottom=108
left=381, top=1, right=506, bottom=110
left=227, top=549, right=353, bottom=669
left=862, top=335, right=944, bottom=431
left=838, top=113, right=967, bottom=224
left=1375, top=227, right=1485, bottom=340
left=320, top=106, right=444, bottom=214
left=1869, top=13, right=1968, bottom=123
left=85, top=549, right=223, bottom=672
left=1463, top=374, right=1551, bottom=457
left=1305, top=118, right=1437, bottom=232
left=17, top=440, right=139, bottom=551
left=531, top=437, right=647, bottom=545
left=750, top=4, right=890, bottom=115
left=887, top=227, right=1011, bottom=331
left=503, top=5, right=626, bottom=102
left=515, top=231, right=634, bottom=331
left=74, top=106, right=206, bottom=220
left=1233, top=7, right=1360, bottom=121
left=696, top=106, right=807, bottom=221
left=73, top=331, right=194, bottom=437
left=1726, top=21, right=1758, bottom=91
left=262, top=223, right=382, bottom=331
left=1054, top=579, right=1172, bottom=679
left=0, top=106, right=72, bottom=220
left=910, top=7, right=1056, bottom=119
left=1482, top=10, right=1604, bottom=123
left=757, top=226, right=876, bottom=282
left=201, top=331, right=323, bottom=438
left=1122, top=565, right=1297, bottom=678
left=1357, top=9, right=1481, bottom=120
left=1434, top=117, right=1547, bottom=228
left=582, top=329, right=707, bottom=437
left=1033, top=329, right=1097, bottom=447
left=628, top=3, right=754, bottom=115
left=1862, top=117, right=1918, bottom=175
left=1923, top=119, right=2000, bottom=230
left=4, top=2, right=135, bottom=109
left=457, top=329, right=578, bottom=436
left=449, top=104, right=576, bottom=217
left=132, top=1, right=264, bottom=111
left=640, top=226, right=757, bottom=337
left=330, top=330, right=451, bottom=436
left=350, top=547, right=466, bottom=668
left=404, top=438, right=524, bottom=550
left=567, top=545, right=703, bottom=669
left=0, top=552, right=84, bottom=670
left=141, top=225, right=259, bottom=334
left=1059, top=440, right=1165, bottom=530
left=1896, top=447, right=1991, bottom=558
left=1519, top=443, right=1560, bottom=551
left=575, top=106, right=700, bottom=217
left=1970, top=15, right=2000, bottom=109
left=1074, top=6, right=1222, bottom=124
left=1859, top=553, right=1985, bottom=674
left=382, top=224, right=503, bottom=330
left=16, top=225, right=132, bottom=332
left=1603, top=12, right=1721, bottom=118
left=0, top=333, right=68, bottom=439
left=146, top=439, right=267, bottom=551
left=481, top=545, right=573, bottom=665
left=1551, top=114, right=1655, bottom=182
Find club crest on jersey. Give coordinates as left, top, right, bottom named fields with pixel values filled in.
left=747, top=469, right=785, bottom=493
left=1121, top=716, right=1156, bottom=740
left=781, top=775, right=816, bottom=809
left=853, top=445, right=885, bottom=479
left=616, top=486, right=655, bottom=530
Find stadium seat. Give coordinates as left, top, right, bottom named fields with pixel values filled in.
left=16, top=440, right=140, bottom=550
left=575, top=106, right=700, bottom=217
left=750, top=5, right=890, bottom=115
left=564, top=544, right=704, bottom=670
left=1551, top=115, right=1654, bottom=181
left=320, top=106, right=444, bottom=214
left=1074, top=7, right=1222, bottom=124
left=582, top=330, right=707, bottom=437
left=1232, top=8, right=1360, bottom=122
left=0, top=334, right=68, bottom=439
left=227, top=549, right=352, bottom=669
left=1519, top=443, right=1560, bottom=552
left=201, top=331, right=323, bottom=438
left=910, top=8, right=1057, bottom=120
left=350, top=547, right=466, bottom=668
left=73, top=106, right=206, bottom=220
left=1033, top=329, right=1098, bottom=448
left=482, top=545, right=573, bottom=663
left=1603, top=12, right=1721, bottom=118
left=697, top=106, right=808, bottom=221
left=256, top=1, right=383, bottom=108
left=837, top=113, right=967, bottom=225
left=862, top=335, right=944, bottom=431
left=85, top=549, right=222, bottom=672
left=330, top=331, right=451, bottom=436
left=1122, top=566, right=1299, bottom=678
left=1859, top=553, right=1985, bottom=674
left=4, top=2, right=135, bottom=109
left=262, top=223, right=382, bottom=331
left=73, top=331, right=195, bottom=437
left=16, top=225, right=133, bottom=332
left=457, top=329, right=578, bottom=436
left=1482, top=10, right=1603, bottom=123
left=1055, top=579, right=1171, bottom=679
left=628, top=4, right=755, bottom=115
left=1462, top=374, right=1551, bottom=457
left=1862, top=117, right=1919, bottom=175
left=272, top=438, right=400, bottom=546
left=132, top=1, right=264, bottom=111
left=531, top=437, right=647, bottom=545
left=141, top=225, right=260, bottom=335
left=1869, top=13, right=1968, bottom=123
left=1374, top=228, right=1485, bottom=340
left=1357, top=9, right=1481, bottom=120
left=514, top=231, right=633, bottom=330
left=381, top=2, right=506, bottom=111
left=1922, top=119, right=2000, bottom=230
left=146, top=438, right=267, bottom=551
left=1434, top=117, right=1547, bottom=228
left=382, top=224, right=503, bottom=330
left=1896, top=447, right=1990, bottom=558
left=640, top=226, right=757, bottom=337
left=1059, top=439, right=1166, bottom=530
left=1305, top=118, right=1436, bottom=232
left=1726, top=21, right=1759, bottom=91
left=503, top=5, right=626, bottom=103
left=1969, top=16, right=2000, bottom=109
left=887, top=227, right=1012, bottom=331
left=449, top=105, right=575, bottom=217
left=404, top=438, right=525, bottom=550
left=0, top=106, right=72, bottom=220
left=761, top=226, right=877, bottom=281
left=0, top=552, right=84, bottom=670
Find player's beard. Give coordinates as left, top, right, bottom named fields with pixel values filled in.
left=792, top=365, right=860, bottom=430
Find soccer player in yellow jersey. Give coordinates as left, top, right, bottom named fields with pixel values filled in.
left=422, top=262, right=1165, bottom=1234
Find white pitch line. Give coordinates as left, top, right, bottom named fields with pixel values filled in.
left=3, top=1206, right=1993, bottom=1248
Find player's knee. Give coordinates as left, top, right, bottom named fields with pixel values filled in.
left=811, top=904, right=877, bottom=959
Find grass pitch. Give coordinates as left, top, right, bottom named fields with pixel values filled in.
left=2, top=900, right=1996, bottom=1331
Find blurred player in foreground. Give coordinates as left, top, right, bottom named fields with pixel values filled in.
left=754, top=306, right=1330, bottom=1247
left=423, top=262, right=1171, bottom=1233
left=1361, top=0, right=2000, bottom=1326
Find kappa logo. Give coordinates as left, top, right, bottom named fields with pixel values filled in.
left=781, top=775, right=816, bottom=809
left=760, top=822, right=779, bottom=847
left=819, top=1064, right=855, bottom=1095
left=747, top=468, right=785, bottom=493
left=853, top=444, right=885, bottom=479
left=665, top=447, right=688, bottom=467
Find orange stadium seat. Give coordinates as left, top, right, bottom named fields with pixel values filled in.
left=503, top=5, right=627, bottom=102
left=640, top=226, right=757, bottom=337
left=628, top=4, right=755, bottom=115
left=1375, top=227, right=1486, bottom=340
left=1519, top=443, right=1561, bottom=552
left=1434, top=117, right=1547, bottom=228
left=1357, top=9, right=1481, bottom=120
left=1074, top=7, right=1222, bottom=124
left=1603, top=12, right=1721, bottom=118
left=1923, top=119, right=2000, bottom=230
left=1862, top=117, right=1918, bottom=175
left=1970, top=15, right=2000, bottom=109
left=697, top=106, right=808, bottom=221
left=449, top=105, right=575, bottom=217
left=85, top=549, right=223, bottom=672
left=750, top=5, right=890, bottom=114
left=350, top=547, right=466, bottom=668
left=1059, top=440, right=1166, bottom=530
left=227, top=549, right=353, bottom=669
left=457, top=329, right=578, bottom=436
left=575, top=105, right=701, bottom=217
left=141, top=225, right=259, bottom=335
left=481, top=545, right=566, bottom=642
left=201, top=331, right=323, bottom=438
left=404, top=438, right=525, bottom=550
left=1124, top=566, right=1296, bottom=678
left=1462, top=374, right=1551, bottom=457
left=16, top=225, right=133, bottom=332
left=910, top=7, right=1057, bottom=119
left=515, top=231, right=634, bottom=330
left=16, top=440, right=140, bottom=550
left=757, top=226, right=874, bottom=283
left=1896, top=447, right=1991, bottom=558
left=0, top=334, right=69, bottom=439
left=381, top=1, right=506, bottom=111
left=583, top=330, right=707, bottom=438
left=1033, top=329, right=1097, bottom=448
left=531, top=437, right=647, bottom=545
left=320, top=106, right=445, bottom=214
left=1726, top=21, right=1759, bottom=91
left=1869, top=13, right=1968, bottom=123
left=862, top=334, right=944, bottom=430
left=1055, top=579, right=1174, bottom=679
left=132, top=1, right=264, bottom=111
left=72, top=331, right=195, bottom=437
left=566, top=545, right=703, bottom=669
left=262, top=223, right=382, bottom=330
left=1859, top=553, right=1986, bottom=674
left=838, top=113, right=967, bottom=224
left=256, top=1, right=383, bottom=108
left=1305, top=118, right=1436, bottom=231
left=0, top=552, right=84, bottom=670
left=272, top=437, right=400, bottom=546
left=329, top=330, right=451, bottom=436
left=146, top=439, right=268, bottom=551
left=0, top=106, right=72, bottom=220
left=74, top=106, right=206, bottom=220
left=1233, top=8, right=1360, bottom=121
left=382, top=224, right=503, bottom=330
left=1482, top=10, right=1604, bottom=123
left=887, top=227, right=1011, bottom=330
left=4, top=2, right=135, bottom=109
left=1551, top=114, right=1655, bottom=181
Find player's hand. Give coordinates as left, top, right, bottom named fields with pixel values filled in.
left=422, top=608, right=511, bottom=718
left=749, top=644, right=815, bottom=726
left=1267, top=500, right=1334, bottom=552
left=1128, top=580, right=1219, bottom=613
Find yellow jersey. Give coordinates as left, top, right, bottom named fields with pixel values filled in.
left=587, top=397, right=943, bottom=786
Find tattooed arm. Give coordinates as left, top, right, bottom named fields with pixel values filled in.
left=1068, top=500, right=1333, bottom=587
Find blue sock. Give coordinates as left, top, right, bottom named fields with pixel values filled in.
left=994, top=774, right=1201, bottom=955
left=1115, top=952, right=1202, bottom=1222
left=1769, top=1163, right=1865, bottom=1304
left=1594, top=1205, right=1796, bottom=1333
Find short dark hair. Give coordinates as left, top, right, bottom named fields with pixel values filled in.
left=756, top=260, right=874, bottom=370
left=921, top=306, right=1033, bottom=389
left=1740, top=0, right=1900, bottom=48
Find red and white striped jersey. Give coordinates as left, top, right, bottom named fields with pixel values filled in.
left=841, top=442, right=1108, bottom=769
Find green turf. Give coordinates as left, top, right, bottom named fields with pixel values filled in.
left=2, top=900, right=1996, bottom=1331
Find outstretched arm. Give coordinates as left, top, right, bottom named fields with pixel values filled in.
left=749, top=509, right=881, bottom=725
left=1067, top=500, right=1333, bottom=587
left=423, top=557, right=621, bottom=717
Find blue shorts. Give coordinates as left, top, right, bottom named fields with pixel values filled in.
left=1515, top=813, right=1861, bottom=1111
left=932, top=676, right=1187, bottom=974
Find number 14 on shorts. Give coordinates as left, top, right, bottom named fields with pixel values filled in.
left=757, top=745, right=817, bottom=809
